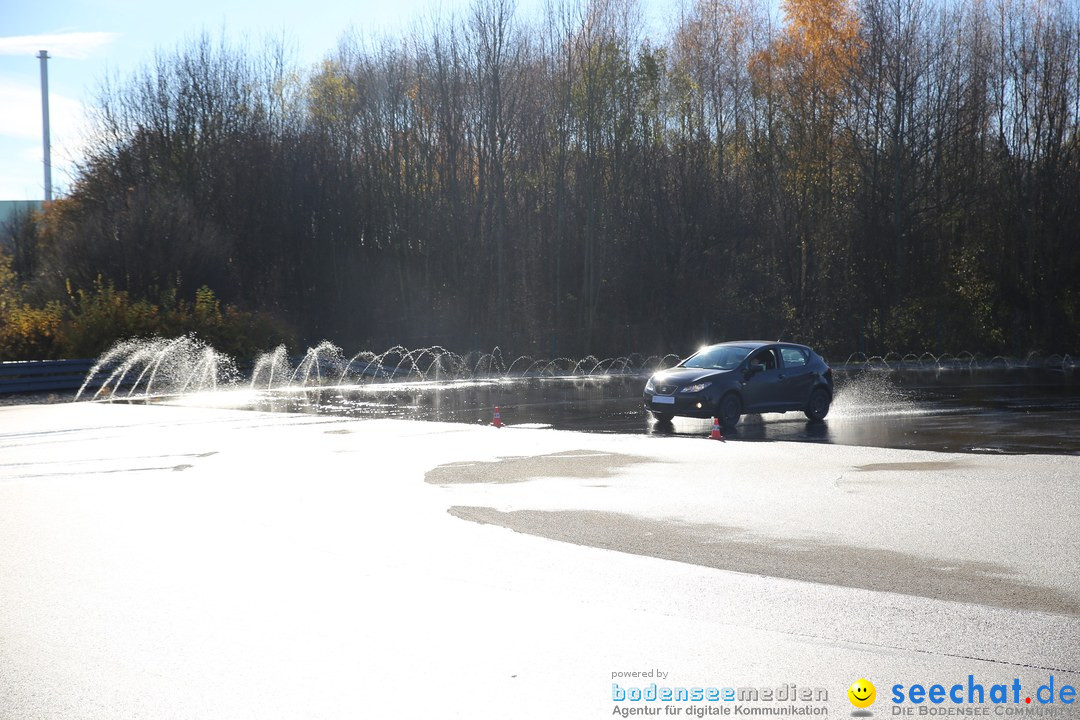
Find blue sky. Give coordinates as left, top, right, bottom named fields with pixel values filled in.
left=0, top=0, right=509, bottom=200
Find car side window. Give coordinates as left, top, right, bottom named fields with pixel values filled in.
left=749, top=349, right=778, bottom=370
left=781, top=347, right=808, bottom=368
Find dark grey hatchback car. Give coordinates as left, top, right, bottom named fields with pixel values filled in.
left=643, top=341, right=833, bottom=427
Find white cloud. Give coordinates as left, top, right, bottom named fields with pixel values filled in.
left=0, top=79, right=85, bottom=140
left=0, top=78, right=89, bottom=199
left=0, top=32, right=119, bottom=60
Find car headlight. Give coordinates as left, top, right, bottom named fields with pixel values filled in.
left=681, top=381, right=711, bottom=393
left=645, top=377, right=655, bottom=391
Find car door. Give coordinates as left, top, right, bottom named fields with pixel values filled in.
left=739, top=346, right=784, bottom=412
left=777, top=345, right=816, bottom=409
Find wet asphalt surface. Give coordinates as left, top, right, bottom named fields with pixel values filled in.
left=4, top=402, right=1078, bottom=718
left=224, top=367, right=1080, bottom=456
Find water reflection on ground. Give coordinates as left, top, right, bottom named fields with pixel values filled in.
left=191, top=367, right=1079, bottom=456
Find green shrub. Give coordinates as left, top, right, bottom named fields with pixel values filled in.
left=0, top=301, right=64, bottom=360
left=0, top=254, right=292, bottom=361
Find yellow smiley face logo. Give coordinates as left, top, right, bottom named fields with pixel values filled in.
left=848, top=679, right=876, bottom=708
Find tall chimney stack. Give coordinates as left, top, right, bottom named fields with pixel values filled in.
left=38, top=49, right=52, bottom=202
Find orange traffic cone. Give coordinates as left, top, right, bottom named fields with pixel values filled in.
left=710, top=417, right=725, bottom=441
left=492, top=406, right=503, bottom=428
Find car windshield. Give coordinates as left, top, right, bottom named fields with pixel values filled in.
left=681, top=345, right=752, bottom=370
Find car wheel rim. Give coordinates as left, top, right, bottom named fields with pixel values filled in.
left=722, top=398, right=739, bottom=423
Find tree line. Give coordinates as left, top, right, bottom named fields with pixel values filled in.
left=6, top=0, right=1080, bottom=359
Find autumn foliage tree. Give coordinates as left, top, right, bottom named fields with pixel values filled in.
left=750, top=0, right=864, bottom=339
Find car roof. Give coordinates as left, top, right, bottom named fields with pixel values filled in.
left=706, top=340, right=812, bottom=351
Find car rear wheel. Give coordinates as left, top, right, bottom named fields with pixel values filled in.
left=718, top=393, right=741, bottom=428
left=805, top=388, right=831, bottom=421
left=651, top=411, right=674, bottom=423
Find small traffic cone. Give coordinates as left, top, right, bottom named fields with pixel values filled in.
left=492, top=406, right=503, bottom=428
left=710, top=417, right=725, bottom=441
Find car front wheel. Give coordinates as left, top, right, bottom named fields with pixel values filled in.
left=718, top=393, right=742, bottom=428
left=805, top=388, right=831, bottom=421
left=651, top=411, right=674, bottom=423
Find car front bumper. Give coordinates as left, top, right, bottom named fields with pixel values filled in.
left=642, top=391, right=719, bottom=419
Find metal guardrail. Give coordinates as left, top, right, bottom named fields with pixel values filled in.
left=0, top=359, right=97, bottom=394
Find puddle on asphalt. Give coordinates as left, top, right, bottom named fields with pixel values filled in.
left=854, top=461, right=966, bottom=472
left=448, top=506, right=1080, bottom=616
left=426, top=450, right=653, bottom=485
left=159, top=368, right=1079, bottom=456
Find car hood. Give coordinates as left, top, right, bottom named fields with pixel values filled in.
left=649, top=367, right=730, bottom=387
